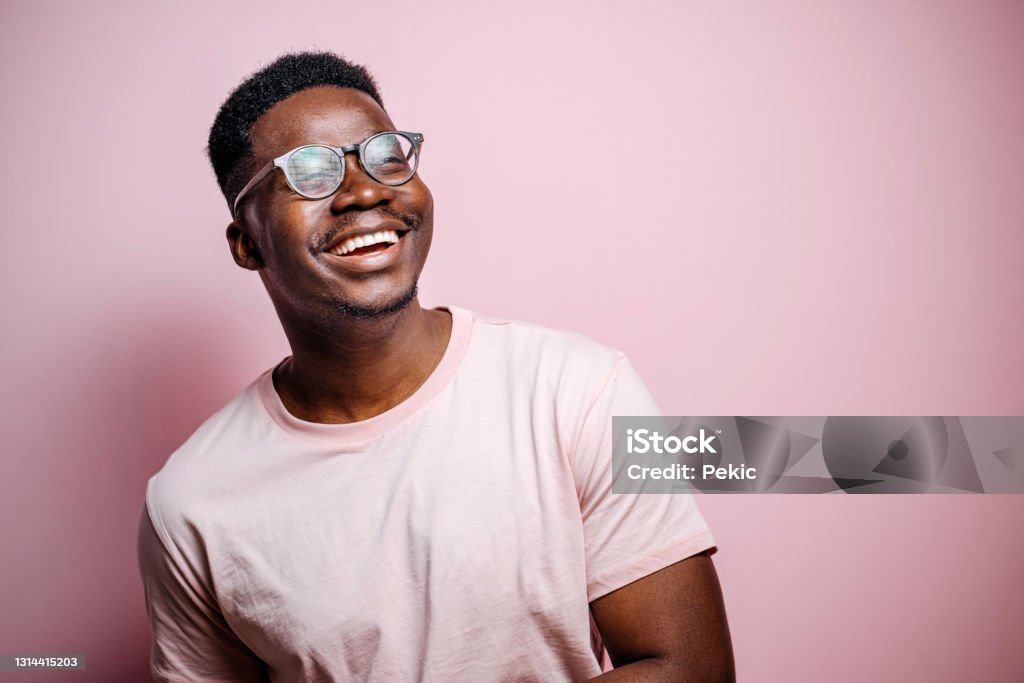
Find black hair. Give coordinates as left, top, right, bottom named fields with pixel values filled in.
left=207, top=51, right=384, bottom=211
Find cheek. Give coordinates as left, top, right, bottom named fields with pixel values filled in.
left=260, top=234, right=318, bottom=284
left=407, top=178, right=433, bottom=221
left=264, top=203, right=321, bottom=254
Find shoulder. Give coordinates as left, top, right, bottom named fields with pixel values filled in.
left=464, top=307, right=627, bottom=379
left=457, top=307, right=633, bottom=415
left=144, top=375, right=269, bottom=542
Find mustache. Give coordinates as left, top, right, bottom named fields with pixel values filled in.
left=317, top=206, right=422, bottom=251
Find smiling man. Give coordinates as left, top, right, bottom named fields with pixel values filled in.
left=137, top=52, right=734, bottom=682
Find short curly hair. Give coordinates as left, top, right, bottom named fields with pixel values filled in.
left=207, top=51, right=384, bottom=211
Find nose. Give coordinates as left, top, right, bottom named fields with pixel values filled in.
left=329, top=152, right=394, bottom=213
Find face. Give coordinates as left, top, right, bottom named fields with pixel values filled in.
left=227, top=86, right=434, bottom=324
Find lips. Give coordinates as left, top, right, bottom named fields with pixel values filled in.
left=322, top=222, right=409, bottom=256
left=327, top=228, right=402, bottom=256
left=321, top=222, right=412, bottom=274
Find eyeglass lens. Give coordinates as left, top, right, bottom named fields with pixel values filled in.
left=287, top=146, right=343, bottom=197
left=285, top=133, right=417, bottom=198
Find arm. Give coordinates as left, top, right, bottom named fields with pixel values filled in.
left=588, top=551, right=734, bottom=682
left=137, top=504, right=269, bottom=682
left=567, top=356, right=732, bottom=680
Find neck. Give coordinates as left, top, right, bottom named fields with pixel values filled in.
left=273, top=300, right=452, bottom=424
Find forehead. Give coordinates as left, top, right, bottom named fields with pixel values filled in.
left=249, top=86, right=395, bottom=159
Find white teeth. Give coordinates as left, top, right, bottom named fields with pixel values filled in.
left=332, top=229, right=401, bottom=256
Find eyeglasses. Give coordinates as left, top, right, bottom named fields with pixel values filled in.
left=232, top=130, right=424, bottom=218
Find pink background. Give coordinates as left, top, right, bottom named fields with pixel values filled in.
left=2, top=1, right=1023, bottom=680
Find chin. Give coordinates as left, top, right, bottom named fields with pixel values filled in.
left=331, top=282, right=419, bottom=320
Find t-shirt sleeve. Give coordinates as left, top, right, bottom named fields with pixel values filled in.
left=570, top=356, right=717, bottom=602
left=137, top=502, right=268, bottom=683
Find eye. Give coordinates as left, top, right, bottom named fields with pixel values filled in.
left=286, top=146, right=342, bottom=196
left=364, top=134, right=416, bottom=181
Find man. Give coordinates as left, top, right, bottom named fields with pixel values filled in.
left=138, top=51, right=734, bottom=682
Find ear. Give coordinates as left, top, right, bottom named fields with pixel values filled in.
left=226, top=221, right=264, bottom=270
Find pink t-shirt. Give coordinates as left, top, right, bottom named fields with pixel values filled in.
left=138, top=306, right=716, bottom=682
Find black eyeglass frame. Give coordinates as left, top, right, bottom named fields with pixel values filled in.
left=231, top=130, right=424, bottom=218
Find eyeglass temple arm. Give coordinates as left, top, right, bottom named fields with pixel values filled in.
left=232, top=161, right=277, bottom=218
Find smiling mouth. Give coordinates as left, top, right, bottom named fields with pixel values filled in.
left=326, top=229, right=407, bottom=257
